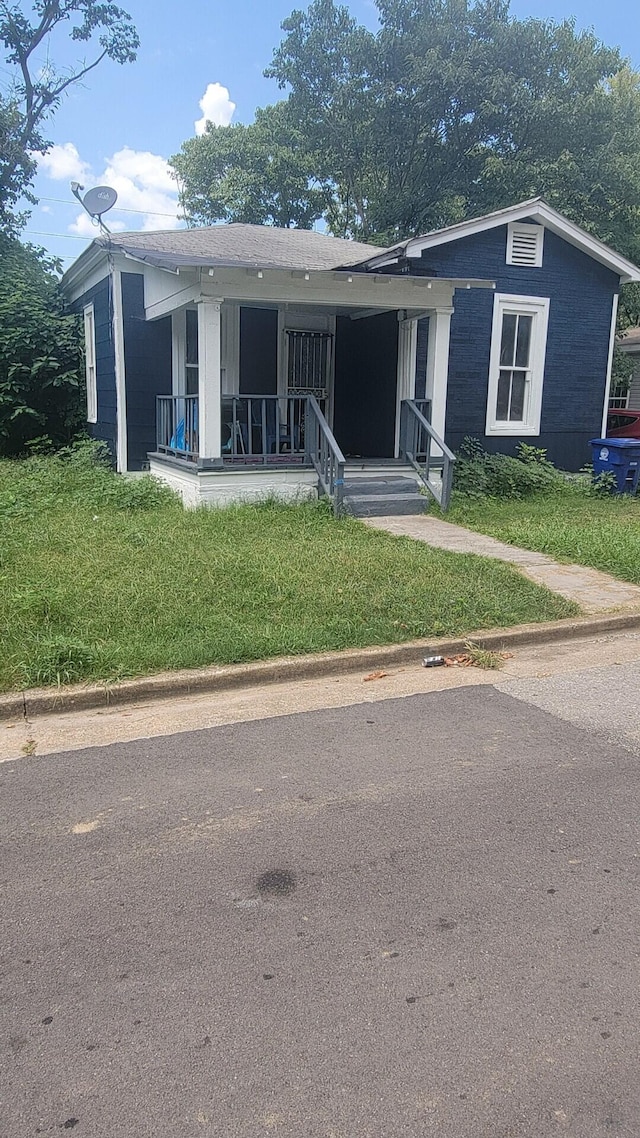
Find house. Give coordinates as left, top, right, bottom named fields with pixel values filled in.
left=60, top=199, right=640, bottom=512
left=612, top=327, right=640, bottom=408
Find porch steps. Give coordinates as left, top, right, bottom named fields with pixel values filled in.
left=342, top=464, right=428, bottom=517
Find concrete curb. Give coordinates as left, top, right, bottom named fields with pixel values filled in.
left=2, top=609, right=640, bottom=722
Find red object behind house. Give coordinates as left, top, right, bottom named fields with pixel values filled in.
left=607, top=409, right=640, bottom=439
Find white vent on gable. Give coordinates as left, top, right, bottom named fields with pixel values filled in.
left=507, top=223, right=544, bottom=267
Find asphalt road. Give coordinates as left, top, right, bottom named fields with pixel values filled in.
left=2, top=684, right=640, bottom=1138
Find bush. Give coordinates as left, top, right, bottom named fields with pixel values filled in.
left=0, top=234, right=84, bottom=456
left=454, top=438, right=565, bottom=499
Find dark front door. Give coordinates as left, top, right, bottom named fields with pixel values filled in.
left=333, top=311, right=398, bottom=458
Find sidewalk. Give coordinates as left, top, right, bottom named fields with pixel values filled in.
left=363, top=514, right=640, bottom=614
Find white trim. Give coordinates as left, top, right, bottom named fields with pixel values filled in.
left=197, top=297, right=223, bottom=461
left=507, top=222, right=544, bottom=267
left=221, top=302, right=240, bottom=395
left=425, top=307, right=454, bottom=447
left=111, top=267, right=128, bottom=473
left=83, top=302, right=97, bottom=424
left=394, top=315, right=418, bottom=456
left=601, top=293, right=620, bottom=436
left=171, top=309, right=186, bottom=395
left=369, top=199, right=640, bottom=283
left=486, top=293, right=550, bottom=437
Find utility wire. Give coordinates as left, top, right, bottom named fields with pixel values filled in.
left=38, top=194, right=182, bottom=220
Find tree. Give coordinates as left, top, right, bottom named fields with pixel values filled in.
left=267, top=0, right=634, bottom=245
left=171, top=102, right=329, bottom=230
left=0, top=0, right=139, bottom=232
left=0, top=233, right=84, bottom=455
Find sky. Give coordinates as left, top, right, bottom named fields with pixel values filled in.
left=4, top=0, right=639, bottom=268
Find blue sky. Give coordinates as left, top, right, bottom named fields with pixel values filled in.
left=6, top=0, right=638, bottom=267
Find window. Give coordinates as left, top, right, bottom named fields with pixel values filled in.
left=486, top=294, right=550, bottom=436
left=506, top=223, right=544, bottom=267
left=185, top=308, right=199, bottom=394
left=609, top=382, right=630, bottom=410
left=83, top=303, right=97, bottom=423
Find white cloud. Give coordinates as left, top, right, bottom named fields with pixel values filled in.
left=39, top=142, right=91, bottom=183
left=36, top=81, right=235, bottom=237
left=195, top=82, right=235, bottom=136
left=39, top=143, right=182, bottom=234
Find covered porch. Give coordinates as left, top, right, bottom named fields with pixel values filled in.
left=142, top=261, right=488, bottom=510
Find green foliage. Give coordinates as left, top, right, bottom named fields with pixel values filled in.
left=454, top=438, right=565, bottom=499
left=172, top=102, right=329, bottom=229
left=0, top=443, right=574, bottom=690
left=0, top=0, right=138, bottom=232
left=170, top=0, right=640, bottom=254
left=0, top=234, right=84, bottom=455
left=611, top=345, right=635, bottom=392
left=448, top=481, right=640, bottom=584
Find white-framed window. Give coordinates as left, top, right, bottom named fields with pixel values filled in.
left=609, top=381, right=631, bottom=410
left=83, top=303, right=97, bottom=423
left=506, top=223, right=544, bottom=267
left=486, top=293, right=550, bottom=436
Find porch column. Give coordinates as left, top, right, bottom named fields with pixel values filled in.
left=395, top=315, right=418, bottom=456
left=425, top=306, right=454, bottom=446
left=197, top=296, right=223, bottom=466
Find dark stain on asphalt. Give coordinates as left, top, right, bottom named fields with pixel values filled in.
left=438, top=918, right=457, bottom=931
left=263, top=973, right=275, bottom=981
left=547, top=888, right=557, bottom=894
left=406, top=996, right=417, bottom=1004
left=61, top=1120, right=79, bottom=1130
left=593, top=927, right=601, bottom=934
left=256, top=869, right=296, bottom=897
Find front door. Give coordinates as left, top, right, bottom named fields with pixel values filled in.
left=333, top=311, right=398, bottom=458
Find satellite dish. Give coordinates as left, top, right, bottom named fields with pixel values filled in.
left=82, top=185, right=118, bottom=219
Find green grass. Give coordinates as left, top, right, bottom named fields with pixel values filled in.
left=0, top=444, right=577, bottom=691
left=447, top=483, right=640, bottom=584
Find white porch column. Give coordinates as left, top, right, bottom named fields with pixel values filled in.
left=425, top=306, right=454, bottom=447
left=395, top=315, right=418, bottom=456
left=197, top=296, right=223, bottom=465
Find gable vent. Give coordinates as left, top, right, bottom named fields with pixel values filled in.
left=507, top=223, right=544, bottom=267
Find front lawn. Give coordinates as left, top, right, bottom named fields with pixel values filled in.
left=0, top=446, right=576, bottom=691
left=447, top=485, right=640, bottom=584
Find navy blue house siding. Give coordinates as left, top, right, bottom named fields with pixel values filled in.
left=418, top=225, right=619, bottom=470
left=73, top=276, right=117, bottom=461
left=121, top=272, right=172, bottom=470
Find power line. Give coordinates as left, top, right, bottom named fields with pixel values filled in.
left=38, top=194, right=182, bottom=220
left=25, top=229, right=94, bottom=241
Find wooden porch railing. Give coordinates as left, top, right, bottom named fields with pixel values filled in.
left=399, top=398, right=455, bottom=511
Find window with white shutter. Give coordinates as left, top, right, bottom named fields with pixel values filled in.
left=506, top=223, right=544, bottom=267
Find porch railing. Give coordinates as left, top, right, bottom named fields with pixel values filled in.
left=157, top=395, right=199, bottom=462
left=305, top=394, right=345, bottom=516
left=221, top=395, right=307, bottom=462
left=399, top=399, right=455, bottom=511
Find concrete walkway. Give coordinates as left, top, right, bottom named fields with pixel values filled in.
left=363, top=514, right=640, bottom=614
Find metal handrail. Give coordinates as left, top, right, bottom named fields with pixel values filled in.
left=305, top=393, right=346, bottom=516
left=399, top=399, right=456, bottom=511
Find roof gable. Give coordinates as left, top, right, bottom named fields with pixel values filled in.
left=368, top=199, right=640, bottom=283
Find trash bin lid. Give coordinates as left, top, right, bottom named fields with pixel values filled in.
left=590, top=437, right=640, bottom=448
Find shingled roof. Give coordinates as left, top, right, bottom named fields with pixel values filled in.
left=98, top=223, right=389, bottom=272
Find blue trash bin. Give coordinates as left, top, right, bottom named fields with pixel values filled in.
left=590, top=437, right=640, bottom=494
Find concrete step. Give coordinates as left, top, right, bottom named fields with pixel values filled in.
left=343, top=475, right=427, bottom=517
